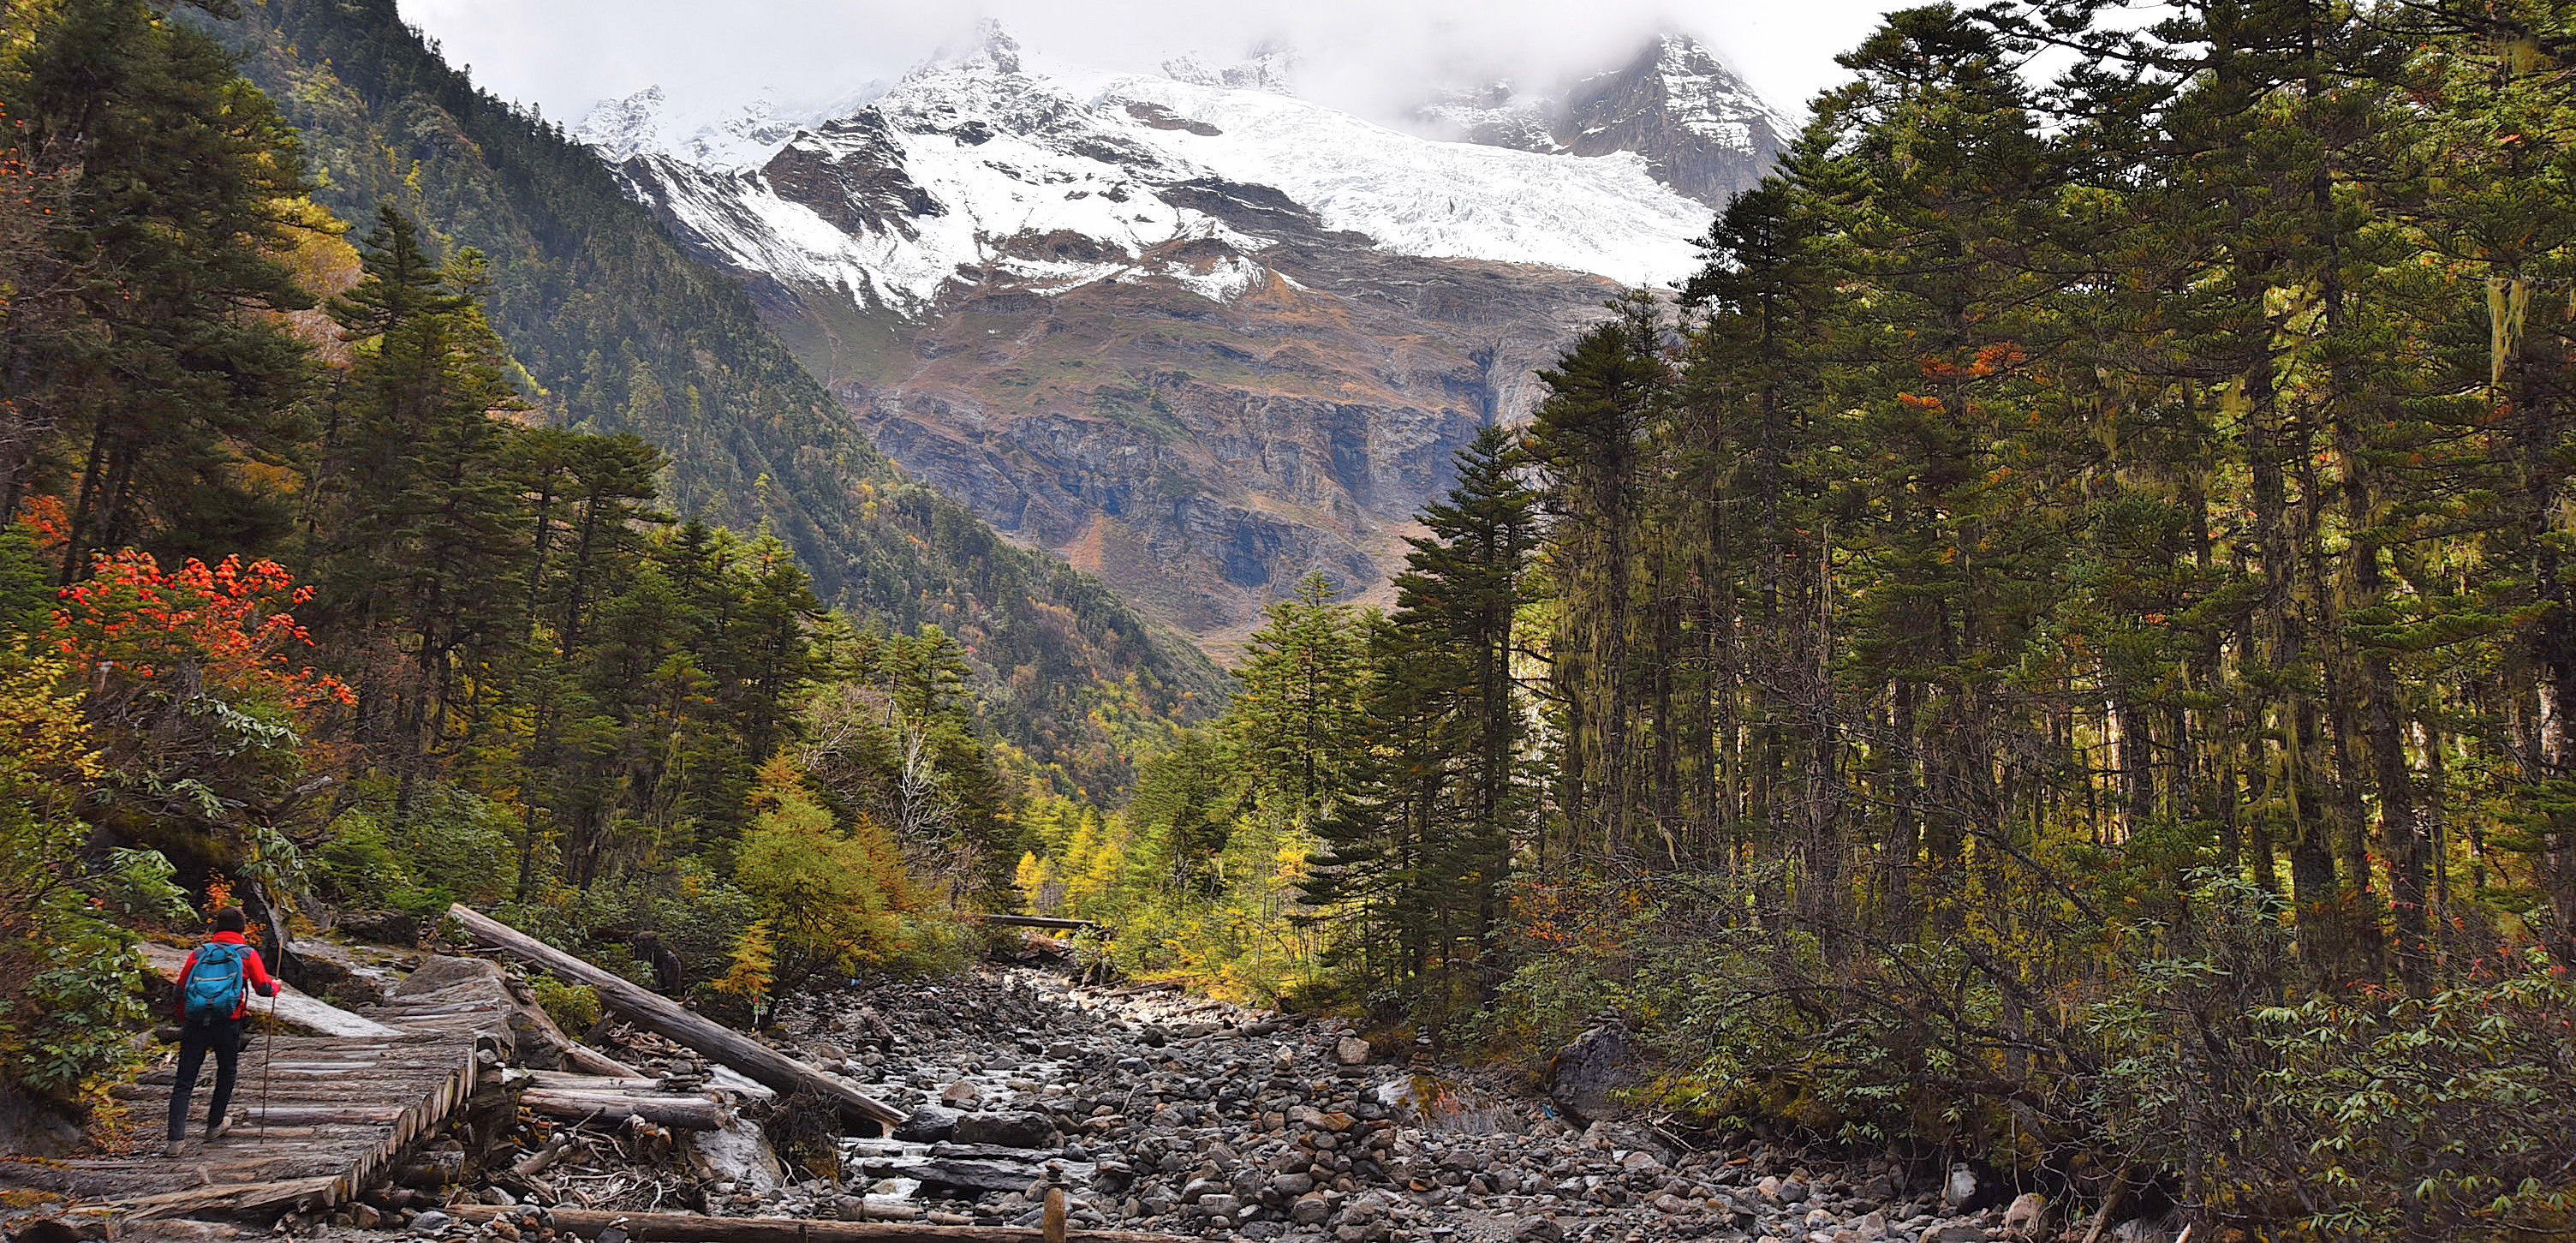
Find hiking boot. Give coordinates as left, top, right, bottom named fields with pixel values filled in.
left=163, top=1138, right=188, bottom=1158
left=206, top=1110, right=242, bottom=1141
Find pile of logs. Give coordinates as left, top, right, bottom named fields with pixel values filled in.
left=447, top=905, right=905, bottom=1133
left=519, top=1070, right=734, bottom=1132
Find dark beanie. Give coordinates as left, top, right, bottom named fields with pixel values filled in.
left=212, top=907, right=247, bottom=934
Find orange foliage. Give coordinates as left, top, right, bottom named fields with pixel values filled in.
left=18, top=494, right=68, bottom=554
left=52, top=549, right=355, bottom=714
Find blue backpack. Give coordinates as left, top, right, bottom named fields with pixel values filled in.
left=182, top=941, right=248, bottom=1021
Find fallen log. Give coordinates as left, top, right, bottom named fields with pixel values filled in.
left=446, top=904, right=905, bottom=1130
left=449, top=1206, right=1189, bottom=1243
left=521, top=1086, right=728, bottom=1131
left=138, top=942, right=400, bottom=1038
left=564, top=1042, right=647, bottom=1078
left=965, top=915, right=1100, bottom=933
left=525, top=1070, right=667, bottom=1092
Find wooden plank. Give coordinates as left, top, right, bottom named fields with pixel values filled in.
left=92, top=1174, right=344, bottom=1220
left=450, top=1206, right=1194, bottom=1243
left=449, top=904, right=904, bottom=1130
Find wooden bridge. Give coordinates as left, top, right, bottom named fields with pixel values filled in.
left=0, top=951, right=510, bottom=1221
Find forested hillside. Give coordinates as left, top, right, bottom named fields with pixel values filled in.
left=204, top=0, right=1225, bottom=797
left=0, top=0, right=1137, bottom=1126
left=1013, top=0, right=2576, bottom=1235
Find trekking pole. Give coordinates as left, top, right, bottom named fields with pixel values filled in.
left=257, top=993, right=275, bottom=1142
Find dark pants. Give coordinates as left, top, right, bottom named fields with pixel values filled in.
left=167, top=1016, right=245, bottom=1142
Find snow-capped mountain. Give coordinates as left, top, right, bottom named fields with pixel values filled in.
left=571, top=82, right=890, bottom=170
left=579, top=26, right=1710, bottom=316
left=574, top=26, right=1784, bottom=651
left=1414, top=33, right=1796, bottom=207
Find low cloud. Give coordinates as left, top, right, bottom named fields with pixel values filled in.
left=397, top=0, right=1911, bottom=128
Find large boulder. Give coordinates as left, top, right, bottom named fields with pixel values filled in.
left=1547, top=1023, right=1644, bottom=1124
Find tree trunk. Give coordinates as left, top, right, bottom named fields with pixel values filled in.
left=446, top=904, right=905, bottom=1130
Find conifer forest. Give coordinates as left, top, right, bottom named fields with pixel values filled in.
left=6, top=0, right=2576, bottom=1239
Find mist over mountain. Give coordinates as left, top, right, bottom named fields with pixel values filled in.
left=394, top=0, right=1879, bottom=135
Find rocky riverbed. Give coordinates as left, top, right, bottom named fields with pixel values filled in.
left=498, top=965, right=2131, bottom=1243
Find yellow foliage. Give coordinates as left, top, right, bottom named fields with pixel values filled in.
left=0, top=649, right=97, bottom=788
left=734, top=756, right=915, bottom=982
left=713, top=920, right=776, bottom=1013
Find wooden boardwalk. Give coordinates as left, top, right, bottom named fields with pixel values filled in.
left=1, top=959, right=511, bottom=1221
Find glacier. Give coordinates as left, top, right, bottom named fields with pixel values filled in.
left=575, top=27, right=1724, bottom=317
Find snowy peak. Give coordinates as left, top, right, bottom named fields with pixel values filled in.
left=584, top=32, right=1723, bottom=318
left=1559, top=33, right=1792, bottom=203
left=917, top=19, right=1025, bottom=78
left=571, top=85, right=668, bottom=163
left=1410, top=32, right=1790, bottom=206
left=1160, top=46, right=1297, bottom=96
left=1413, top=82, right=1563, bottom=156
left=559, top=28, right=1779, bottom=652
left=573, top=82, right=889, bottom=170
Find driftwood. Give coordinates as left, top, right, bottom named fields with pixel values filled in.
left=511, top=1134, right=578, bottom=1178
left=2081, top=1163, right=2137, bottom=1243
left=449, top=1206, right=1190, bottom=1243
left=447, top=904, right=905, bottom=1130
left=521, top=1087, right=729, bottom=1131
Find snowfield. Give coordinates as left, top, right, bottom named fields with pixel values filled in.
left=578, top=31, right=1730, bottom=316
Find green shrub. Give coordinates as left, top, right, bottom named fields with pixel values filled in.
left=316, top=780, right=518, bottom=915
left=92, top=847, right=194, bottom=923
left=2090, top=877, right=2576, bottom=1240
left=531, top=976, right=602, bottom=1035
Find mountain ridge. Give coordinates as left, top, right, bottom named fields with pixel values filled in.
left=569, top=27, right=1778, bottom=651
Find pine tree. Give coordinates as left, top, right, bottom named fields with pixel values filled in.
left=2, top=0, right=317, bottom=568
left=1303, top=427, right=1537, bottom=1004
left=1228, top=572, right=1368, bottom=827
left=1526, top=298, right=1668, bottom=863
left=307, top=207, right=533, bottom=779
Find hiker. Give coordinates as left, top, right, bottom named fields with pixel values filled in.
left=166, top=907, right=279, bottom=1156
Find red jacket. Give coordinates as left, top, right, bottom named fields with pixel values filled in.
left=173, top=931, right=280, bottom=1021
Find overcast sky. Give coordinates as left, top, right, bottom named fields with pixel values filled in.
left=395, top=0, right=1915, bottom=129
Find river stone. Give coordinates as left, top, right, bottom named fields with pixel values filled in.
left=953, top=1110, right=1058, bottom=1149
left=893, top=1105, right=960, bottom=1143
left=1335, top=1037, right=1373, bottom=1066
left=2003, top=1192, right=2051, bottom=1239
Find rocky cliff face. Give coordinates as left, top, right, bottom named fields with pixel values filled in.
left=826, top=226, right=1612, bottom=649
left=580, top=27, right=1772, bottom=652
